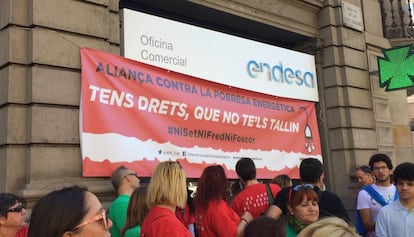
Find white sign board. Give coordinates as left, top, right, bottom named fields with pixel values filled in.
left=121, top=9, right=319, bottom=102
left=341, top=1, right=364, bottom=31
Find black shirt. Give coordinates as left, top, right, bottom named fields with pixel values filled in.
left=272, top=186, right=350, bottom=222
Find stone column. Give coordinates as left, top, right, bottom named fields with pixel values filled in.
left=0, top=0, right=121, bottom=205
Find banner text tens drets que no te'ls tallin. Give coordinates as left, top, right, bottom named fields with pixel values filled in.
left=80, top=48, right=322, bottom=179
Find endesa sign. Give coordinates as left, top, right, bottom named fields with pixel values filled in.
left=121, top=9, right=319, bottom=102
left=80, top=48, right=322, bottom=178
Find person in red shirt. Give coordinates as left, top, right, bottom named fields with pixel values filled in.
left=140, top=161, right=192, bottom=237
left=0, top=193, right=28, bottom=237
left=175, top=189, right=196, bottom=236
left=194, top=165, right=253, bottom=237
left=232, top=158, right=281, bottom=218
left=14, top=226, right=28, bottom=237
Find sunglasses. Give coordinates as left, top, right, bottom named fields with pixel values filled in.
left=292, top=184, right=314, bottom=191
left=74, top=210, right=109, bottom=231
left=7, top=205, right=24, bottom=213
left=126, top=173, right=139, bottom=179
left=289, top=184, right=315, bottom=202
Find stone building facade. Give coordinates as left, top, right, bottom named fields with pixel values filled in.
left=1, top=0, right=413, bottom=214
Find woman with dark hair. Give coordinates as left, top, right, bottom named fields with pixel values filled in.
left=28, top=185, right=111, bottom=237
left=194, top=165, right=252, bottom=237
left=272, top=174, right=293, bottom=189
left=121, top=186, right=149, bottom=237
left=244, top=216, right=286, bottom=237
left=230, top=180, right=243, bottom=200
left=286, top=184, right=319, bottom=237
left=0, top=193, right=28, bottom=237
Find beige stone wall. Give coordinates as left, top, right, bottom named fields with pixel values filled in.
left=0, top=0, right=119, bottom=202
left=1, top=0, right=413, bottom=214
left=317, top=0, right=369, bottom=210
left=317, top=0, right=413, bottom=211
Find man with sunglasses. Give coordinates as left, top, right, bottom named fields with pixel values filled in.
left=266, top=158, right=350, bottom=222
left=109, top=165, right=140, bottom=237
left=0, top=193, right=28, bottom=237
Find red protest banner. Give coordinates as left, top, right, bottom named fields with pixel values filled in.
left=80, top=48, right=322, bottom=178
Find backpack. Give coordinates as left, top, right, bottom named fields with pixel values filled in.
left=355, top=185, right=399, bottom=236
left=265, top=183, right=274, bottom=205
left=260, top=183, right=274, bottom=216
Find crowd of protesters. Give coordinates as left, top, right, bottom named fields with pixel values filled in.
left=2, top=154, right=413, bottom=237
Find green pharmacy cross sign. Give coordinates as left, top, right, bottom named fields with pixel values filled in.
left=378, top=44, right=414, bottom=91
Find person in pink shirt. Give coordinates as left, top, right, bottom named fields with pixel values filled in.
left=140, top=161, right=192, bottom=237
left=232, top=158, right=281, bottom=218
left=194, top=165, right=253, bottom=237
left=0, top=193, right=28, bottom=237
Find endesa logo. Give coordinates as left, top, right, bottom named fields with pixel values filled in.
left=247, top=60, right=315, bottom=88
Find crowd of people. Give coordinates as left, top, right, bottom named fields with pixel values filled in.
left=355, top=154, right=414, bottom=237
left=1, top=154, right=413, bottom=237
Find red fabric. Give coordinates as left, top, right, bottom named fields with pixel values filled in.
left=232, top=183, right=281, bottom=218
left=140, top=206, right=192, bottom=237
left=195, top=200, right=240, bottom=237
left=176, top=204, right=195, bottom=227
left=80, top=48, right=322, bottom=179
left=15, top=226, right=28, bottom=237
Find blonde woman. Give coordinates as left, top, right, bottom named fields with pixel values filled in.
left=298, top=217, right=360, bottom=237
left=140, top=161, right=192, bottom=237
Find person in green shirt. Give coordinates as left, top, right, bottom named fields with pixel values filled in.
left=286, top=185, right=319, bottom=237
left=109, top=166, right=140, bottom=237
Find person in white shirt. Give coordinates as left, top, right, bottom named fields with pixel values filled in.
left=355, top=165, right=375, bottom=187
left=356, top=153, right=397, bottom=237
left=376, top=162, right=414, bottom=237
